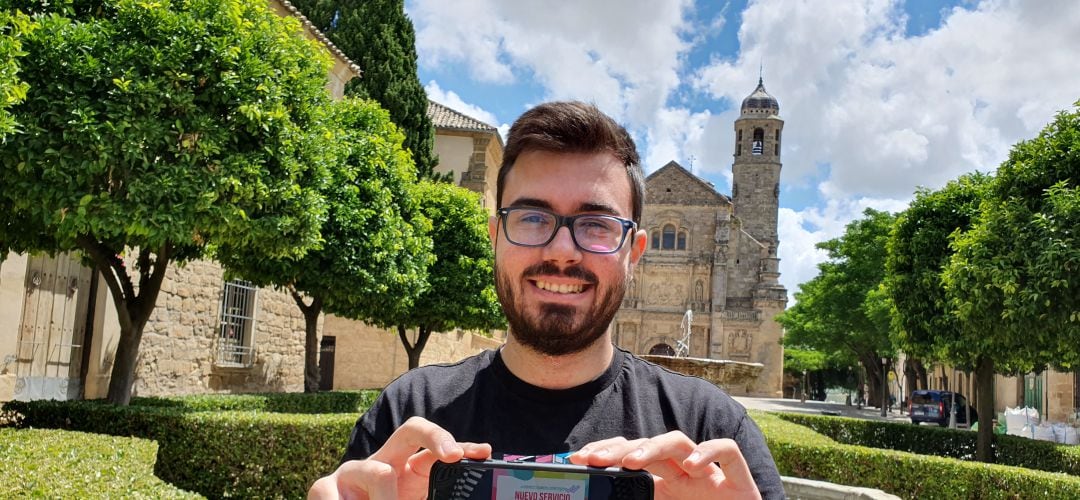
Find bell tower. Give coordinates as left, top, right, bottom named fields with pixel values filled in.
left=732, top=77, right=782, bottom=252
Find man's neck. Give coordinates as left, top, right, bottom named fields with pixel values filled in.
left=500, top=334, right=615, bottom=390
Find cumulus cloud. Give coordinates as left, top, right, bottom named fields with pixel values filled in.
left=424, top=80, right=503, bottom=130
left=410, top=0, right=1080, bottom=302
left=410, top=0, right=696, bottom=138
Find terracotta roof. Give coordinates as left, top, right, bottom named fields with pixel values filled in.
left=427, top=100, right=497, bottom=133
left=276, top=0, right=362, bottom=77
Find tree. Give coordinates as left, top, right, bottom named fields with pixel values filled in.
left=0, top=9, right=33, bottom=136
left=943, top=103, right=1080, bottom=461
left=776, top=208, right=898, bottom=407
left=216, top=98, right=433, bottom=392
left=0, top=0, right=336, bottom=404
left=369, top=180, right=505, bottom=369
left=289, top=0, right=440, bottom=178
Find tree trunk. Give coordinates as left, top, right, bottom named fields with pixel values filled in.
left=291, top=290, right=323, bottom=393
left=975, top=355, right=996, bottom=463
left=861, top=356, right=883, bottom=410
left=398, top=325, right=433, bottom=370
left=77, top=241, right=171, bottom=406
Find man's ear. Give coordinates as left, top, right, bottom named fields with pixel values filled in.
left=629, top=228, right=647, bottom=264
left=488, top=215, right=499, bottom=252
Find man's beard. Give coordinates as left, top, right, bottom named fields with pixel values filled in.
left=495, top=260, right=628, bottom=356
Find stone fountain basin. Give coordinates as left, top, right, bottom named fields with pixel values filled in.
left=641, top=355, right=763, bottom=393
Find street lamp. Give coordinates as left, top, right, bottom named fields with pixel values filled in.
left=880, top=357, right=888, bottom=417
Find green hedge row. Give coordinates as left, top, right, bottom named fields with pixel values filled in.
left=3, top=397, right=363, bottom=499
left=750, top=411, right=1080, bottom=499
left=8, top=397, right=1080, bottom=498
left=773, top=412, right=1080, bottom=476
left=0, top=427, right=200, bottom=498
left=128, top=390, right=380, bottom=413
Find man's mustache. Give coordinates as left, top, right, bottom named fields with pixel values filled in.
left=523, top=261, right=597, bottom=284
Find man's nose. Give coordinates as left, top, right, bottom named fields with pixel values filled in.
left=541, top=225, right=582, bottom=262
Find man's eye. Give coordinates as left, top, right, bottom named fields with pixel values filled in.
left=517, top=213, right=551, bottom=225
left=579, top=218, right=616, bottom=231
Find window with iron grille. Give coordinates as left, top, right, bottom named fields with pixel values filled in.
left=215, top=279, right=257, bottom=368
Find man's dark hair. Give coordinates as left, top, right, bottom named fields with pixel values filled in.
left=497, top=101, right=645, bottom=224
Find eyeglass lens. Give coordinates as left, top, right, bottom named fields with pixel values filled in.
left=504, top=209, right=625, bottom=253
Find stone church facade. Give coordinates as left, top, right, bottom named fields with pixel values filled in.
left=614, top=79, right=788, bottom=397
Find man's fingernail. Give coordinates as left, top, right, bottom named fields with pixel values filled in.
left=441, top=439, right=459, bottom=455
left=629, top=449, right=644, bottom=459
left=595, top=448, right=610, bottom=457
left=687, top=451, right=702, bottom=463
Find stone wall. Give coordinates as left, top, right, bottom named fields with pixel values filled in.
left=87, top=258, right=311, bottom=398
left=324, top=314, right=503, bottom=390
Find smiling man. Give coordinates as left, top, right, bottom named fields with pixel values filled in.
left=308, top=102, right=783, bottom=500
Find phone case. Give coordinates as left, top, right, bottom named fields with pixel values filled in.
left=429, top=459, right=654, bottom=500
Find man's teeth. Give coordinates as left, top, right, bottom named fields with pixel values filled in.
left=536, top=281, right=584, bottom=294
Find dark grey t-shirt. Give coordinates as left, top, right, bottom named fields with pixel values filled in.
left=342, top=347, right=785, bottom=499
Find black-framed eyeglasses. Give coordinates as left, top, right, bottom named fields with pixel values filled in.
left=496, top=207, right=636, bottom=254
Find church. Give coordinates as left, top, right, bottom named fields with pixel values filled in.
left=614, top=79, right=788, bottom=397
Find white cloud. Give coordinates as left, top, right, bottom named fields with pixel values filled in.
left=411, top=0, right=1080, bottom=303
left=410, top=0, right=696, bottom=133
left=424, top=80, right=503, bottom=129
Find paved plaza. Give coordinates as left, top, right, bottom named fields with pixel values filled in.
left=735, top=396, right=916, bottom=424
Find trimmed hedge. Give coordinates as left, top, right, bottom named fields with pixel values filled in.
left=749, top=411, right=1080, bottom=499
left=129, top=390, right=380, bottom=413
left=9, top=397, right=1080, bottom=498
left=0, top=427, right=201, bottom=498
left=774, top=412, right=1080, bottom=476
left=3, top=398, right=361, bottom=499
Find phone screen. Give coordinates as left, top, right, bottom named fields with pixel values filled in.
left=429, top=460, right=653, bottom=500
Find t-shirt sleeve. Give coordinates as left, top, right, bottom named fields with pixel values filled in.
left=731, top=412, right=786, bottom=500
left=340, top=390, right=400, bottom=464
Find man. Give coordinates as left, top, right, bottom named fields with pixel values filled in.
left=308, top=101, right=784, bottom=499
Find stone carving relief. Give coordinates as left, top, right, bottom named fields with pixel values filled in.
left=728, top=329, right=752, bottom=359
left=648, top=283, right=685, bottom=306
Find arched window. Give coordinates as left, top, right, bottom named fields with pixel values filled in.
left=662, top=224, right=676, bottom=249
left=651, top=230, right=660, bottom=249
left=775, top=129, right=781, bottom=156
left=737, top=129, right=743, bottom=142
left=752, top=128, right=764, bottom=155
left=736, top=144, right=742, bottom=156
left=677, top=231, right=687, bottom=250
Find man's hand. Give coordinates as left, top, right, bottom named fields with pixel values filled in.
left=570, top=432, right=761, bottom=500
left=307, top=416, right=491, bottom=500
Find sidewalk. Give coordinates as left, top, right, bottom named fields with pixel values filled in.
left=734, top=396, right=914, bottom=423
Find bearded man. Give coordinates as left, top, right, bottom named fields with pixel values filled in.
left=308, top=101, right=783, bottom=500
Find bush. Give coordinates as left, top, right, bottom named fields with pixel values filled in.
left=749, top=411, right=1080, bottom=499
left=0, top=428, right=201, bottom=498
left=773, top=412, right=1080, bottom=476
left=2, top=392, right=373, bottom=498
left=130, top=390, right=380, bottom=414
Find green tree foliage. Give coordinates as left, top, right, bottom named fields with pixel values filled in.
left=289, top=0, right=439, bottom=178
left=0, top=0, right=336, bottom=404
left=942, top=104, right=1080, bottom=460
left=777, top=208, right=898, bottom=407
left=216, top=98, right=433, bottom=392
left=0, top=9, right=33, bottom=136
left=366, top=180, right=505, bottom=369
left=886, top=172, right=992, bottom=365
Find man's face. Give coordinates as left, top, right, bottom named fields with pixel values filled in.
left=489, top=150, right=646, bottom=356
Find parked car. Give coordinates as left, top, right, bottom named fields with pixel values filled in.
left=909, top=390, right=978, bottom=427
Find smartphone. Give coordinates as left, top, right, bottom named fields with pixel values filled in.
left=428, top=458, right=654, bottom=500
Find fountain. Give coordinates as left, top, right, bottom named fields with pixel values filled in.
left=640, top=309, right=764, bottom=394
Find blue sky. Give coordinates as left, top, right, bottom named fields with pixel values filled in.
left=405, top=0, right=1080, bottom=300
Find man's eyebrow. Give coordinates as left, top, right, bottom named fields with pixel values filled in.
left=505, top=198, right=554, bottom=210
left=505, top=199, right=622, bottom=217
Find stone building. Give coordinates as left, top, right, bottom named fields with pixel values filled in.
left=0, top=0, right=362, bottom=401
left=613, top=79, right=789, bottom=397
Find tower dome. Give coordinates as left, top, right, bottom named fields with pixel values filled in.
left=740, top=78, right=779, bottom=116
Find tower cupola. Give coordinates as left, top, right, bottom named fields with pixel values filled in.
left=740, top=78, right=779, bottom=117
